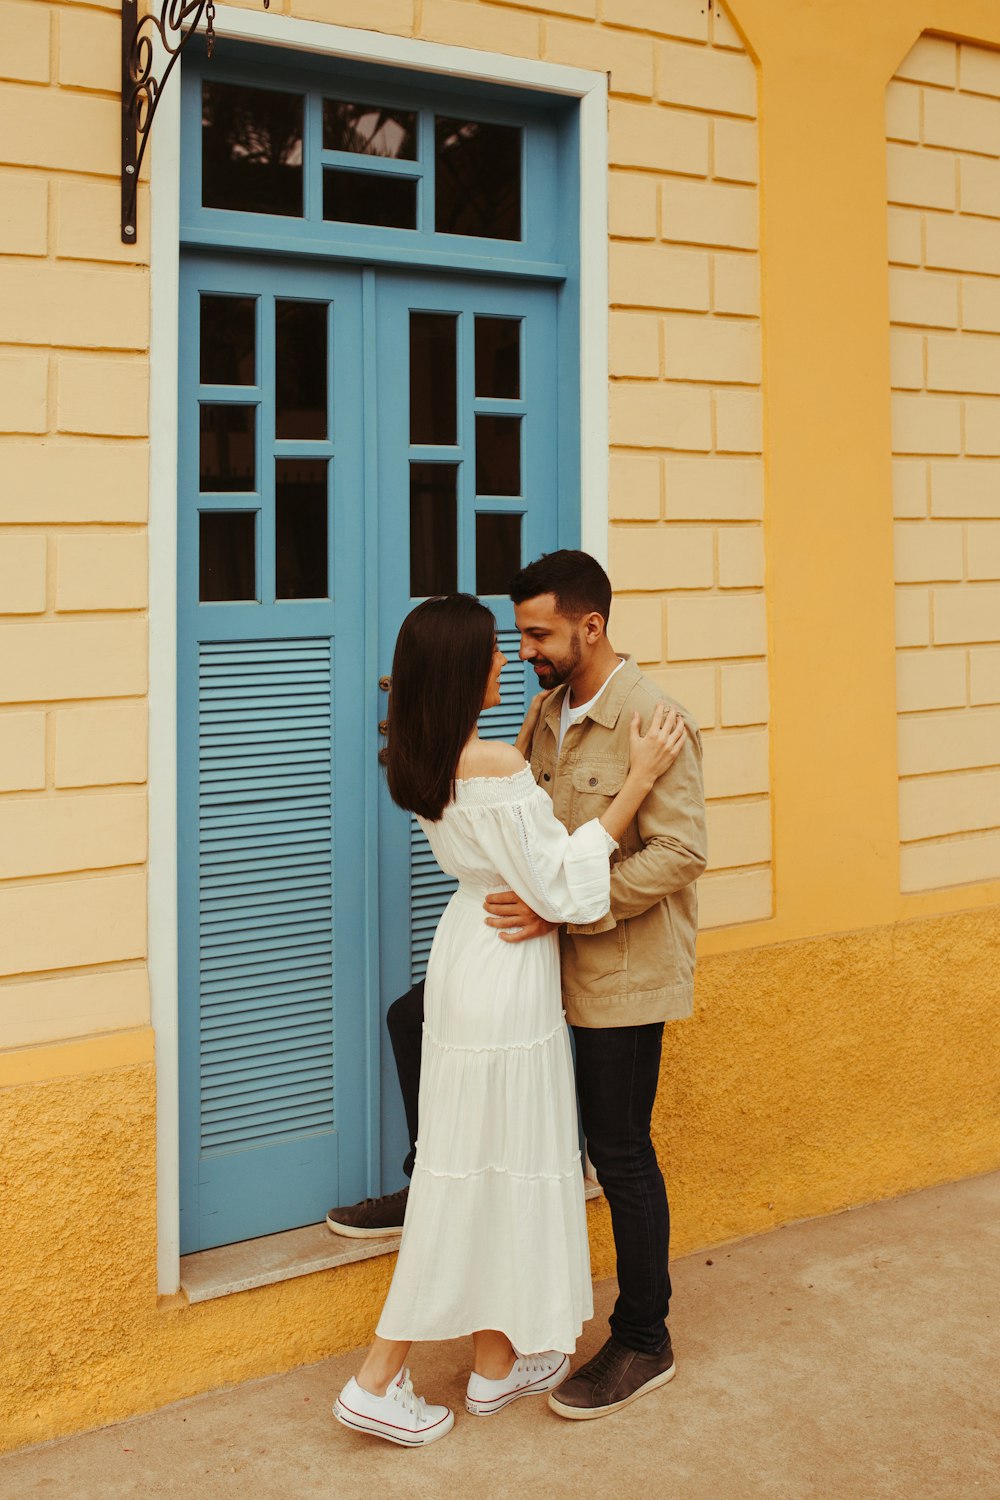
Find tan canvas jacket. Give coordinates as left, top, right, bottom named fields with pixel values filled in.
left=528, top=657, right=707, bottom=1028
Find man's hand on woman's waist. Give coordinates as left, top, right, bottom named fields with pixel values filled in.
left=483, top=890, right=557, bottom=944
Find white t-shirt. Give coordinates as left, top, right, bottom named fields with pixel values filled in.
left=557, top=657, right=627, bottom=754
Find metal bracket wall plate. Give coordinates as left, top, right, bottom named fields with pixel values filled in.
left=120, top=0, right=269, bottom=245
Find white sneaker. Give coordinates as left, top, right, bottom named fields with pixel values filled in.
left=465, top=1351, right=570, bottom=1416
left=333, top=1366, right=454, bottom=1447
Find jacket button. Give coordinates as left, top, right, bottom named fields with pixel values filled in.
left=588, top=776, right=598, bottom=787
left=543, top=772, right=551, bottom=782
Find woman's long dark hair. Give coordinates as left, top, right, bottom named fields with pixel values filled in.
left=386, top=594, right=497, bottom=820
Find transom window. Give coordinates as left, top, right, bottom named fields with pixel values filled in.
left=182, top=47, right=568, bottom=267
left=200, top=82, right=524, bottom=240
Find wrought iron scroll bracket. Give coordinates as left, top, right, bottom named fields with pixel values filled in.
left=121, top=0, right=269, bottom=244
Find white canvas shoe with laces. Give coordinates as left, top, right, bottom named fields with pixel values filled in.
left=465, top=1351, right=570, bottom=1416
left=334, top=1366, right=454, bottom=1447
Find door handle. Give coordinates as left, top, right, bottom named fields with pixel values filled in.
left=379, top=675, right=391, bottom=692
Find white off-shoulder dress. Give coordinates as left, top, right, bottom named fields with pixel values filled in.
left=376, top=765, right=615, bottom=1355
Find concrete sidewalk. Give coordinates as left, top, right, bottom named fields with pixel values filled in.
left=3, top=1172, right=998, bottom=1500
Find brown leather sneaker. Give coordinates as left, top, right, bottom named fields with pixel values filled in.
left=547, top=1335, right=676, bottom=1420
left=325, top=1187, right=408, bottom=1238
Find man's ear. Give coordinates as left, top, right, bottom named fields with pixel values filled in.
left=582, top=611, right=606, bottom=645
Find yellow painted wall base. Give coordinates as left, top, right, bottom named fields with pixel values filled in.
left=589, top=905, right=1000, bottom=1278
left=3, top=905, right=998, bottom=1454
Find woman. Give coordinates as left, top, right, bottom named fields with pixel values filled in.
left=334, top=594, right=685, bottom=1447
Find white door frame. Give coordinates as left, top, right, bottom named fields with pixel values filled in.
left=149, top=6, right=609, bottom=1293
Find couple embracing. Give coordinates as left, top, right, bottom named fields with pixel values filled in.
left=331, top=550, right=707, bottom=1446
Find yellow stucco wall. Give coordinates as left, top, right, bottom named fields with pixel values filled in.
left=4, top=907, right=997, bottom=1452
left=2, top=0, right=1000, bottom=1454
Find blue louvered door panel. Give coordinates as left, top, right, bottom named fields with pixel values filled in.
left=198, top=639, right=335, bottom=1155
left=178, top=254, right=367, bottom=1252
left=408, top=628, right=532, bottom=984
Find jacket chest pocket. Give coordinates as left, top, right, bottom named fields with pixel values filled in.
left=570, top=763, right=629, bottom=844
left=569, top=768, right=632, bottom=864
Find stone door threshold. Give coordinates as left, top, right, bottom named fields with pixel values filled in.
left=181, top=1179, right=604, bottom=1305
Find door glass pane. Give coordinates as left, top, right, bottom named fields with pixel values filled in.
left=202, top=82, right=303, bottom=218
left=435, top=119, right=521, bottom=241
left=200, top=512, right=256, bottom=601
left=475, top=317, right=520, bottom=399
left=276, top=459, right=328, bottom=599
left=410, top=463, right=457, bottom=596
left=476, top=513, right=521, bottom=596
left=323, top=101, right=417, bottom=159
left=200, top=404, right=256, bottom=492
left=275, top=301, right=327, bottom=440
left=475, top=415, right=521, bottom=496
left=410, top=313, right=457, bottom=445
left=200, top=296, right=256, bottom=386
left=323, top=170, right=417, bottom=229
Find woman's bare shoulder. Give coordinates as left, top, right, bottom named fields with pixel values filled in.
left=457, top=740, right=528, bottom=780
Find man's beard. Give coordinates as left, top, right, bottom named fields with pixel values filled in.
left=531, top=634, right=581, bottom=689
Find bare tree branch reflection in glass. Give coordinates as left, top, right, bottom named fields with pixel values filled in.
left=202, top=81, right=304, bottom=217
left=435, top=118, right=521, bottom=241
left=323, top=101, right=418, bottom=158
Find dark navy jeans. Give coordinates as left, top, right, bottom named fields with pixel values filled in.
left=571, top=1019, right=671, bottom=1354
left=386, top=982, right=671, bottom=1353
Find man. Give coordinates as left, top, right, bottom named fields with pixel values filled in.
left=328, top=550, right=707, bottom=1419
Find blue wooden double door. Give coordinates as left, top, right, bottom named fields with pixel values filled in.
left=178, top=251, right=562, bottom=1252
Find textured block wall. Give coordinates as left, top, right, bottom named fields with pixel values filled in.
left=359, top=0, right=772, bottom=931
left=0, top=0, right=769, bottom=1064
left=888, top=35, right=1000, bottom=894
left=598, top=2, right=769, bottom=930
left=0, top=0, right=151, bottom=1047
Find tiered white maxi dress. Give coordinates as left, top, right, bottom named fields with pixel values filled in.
left=376, top=766, right=615, bottom=1355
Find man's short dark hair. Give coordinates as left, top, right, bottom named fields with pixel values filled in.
left=509, top=549, right=612, bottom=625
